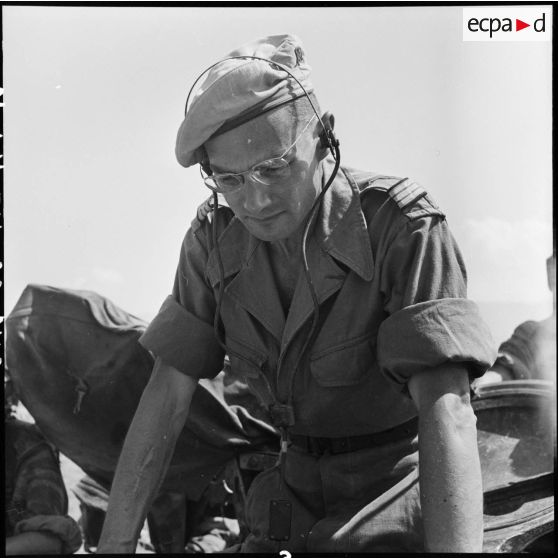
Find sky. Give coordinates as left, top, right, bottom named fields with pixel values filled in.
left=2, top=5, right=553, bottom=344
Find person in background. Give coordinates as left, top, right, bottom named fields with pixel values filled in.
left=478, top=252, right=556, bottom=385
left=5, top=378, right=82, bottom=555
left=98, top=34, right=496, bottom=553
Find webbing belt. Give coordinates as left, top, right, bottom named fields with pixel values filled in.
left=290, top=417, right=418, bottom=456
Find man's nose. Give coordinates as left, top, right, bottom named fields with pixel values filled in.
left=242, top=177, right=273, bottom=214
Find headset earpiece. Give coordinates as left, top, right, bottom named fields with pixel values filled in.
left=199, top=148, right=212, bottom=176
left=201, top=160, right=212, bottom=176
left=319, top=111, right=338, bottom=150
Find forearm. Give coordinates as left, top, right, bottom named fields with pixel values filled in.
left=6, top=532, right=63, bottom=555
left=98, top=409, right=180, bottom=552
left=418, top=390, right=483, bottom=552
left=97, top=359, right=196, bottom=553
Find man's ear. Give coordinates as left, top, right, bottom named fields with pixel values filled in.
left=317, top=111, right=336, bottom=158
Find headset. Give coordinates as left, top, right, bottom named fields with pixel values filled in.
left=184, top=54, right=342, bottom=436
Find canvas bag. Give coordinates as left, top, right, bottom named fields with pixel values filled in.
left=5, top=284, right=277, bottom=501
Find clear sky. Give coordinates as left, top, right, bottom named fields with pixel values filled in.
left=3, top=5, right=553, bottom=344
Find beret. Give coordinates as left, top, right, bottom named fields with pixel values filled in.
left=175, top=34, right=314, bottom=168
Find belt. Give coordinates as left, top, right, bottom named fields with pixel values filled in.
left=290, top=417, right=418, bottom=456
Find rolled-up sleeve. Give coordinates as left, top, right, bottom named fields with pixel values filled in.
left=139, top=226, right=225, bottom=379
left=14, top=515, right=82, bottom=554
left=377, top=212, right=497, bottom=387
left=378, top=298, right=497, bottom=385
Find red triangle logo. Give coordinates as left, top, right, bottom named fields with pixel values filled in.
left=516, top=19, right=530, bottom=31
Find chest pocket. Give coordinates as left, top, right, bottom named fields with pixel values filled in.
left=310, top=333, right=374, bottom=387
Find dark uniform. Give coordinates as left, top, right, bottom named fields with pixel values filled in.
left=5, top=418, right=82, bottom=554
left=140, top=158, right=496, bottom=551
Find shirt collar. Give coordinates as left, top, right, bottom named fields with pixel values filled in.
left=315, top=156, right=375, bottom=281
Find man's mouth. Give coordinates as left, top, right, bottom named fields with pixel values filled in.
left=245, top=211, right=284, bottom=223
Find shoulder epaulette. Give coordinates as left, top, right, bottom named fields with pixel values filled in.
left=349, top=170, right=445, bottom=221
left=387, top=178, right=427, bottom=210
left=387, top=178, right=445, bottom=220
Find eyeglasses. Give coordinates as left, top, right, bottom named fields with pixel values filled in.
left=203, top=114, right=317, bottom=195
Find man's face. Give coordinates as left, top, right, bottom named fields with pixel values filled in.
left=204, top=107, right=322, bottom=242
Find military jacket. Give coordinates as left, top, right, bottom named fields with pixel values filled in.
left=140, top=158, right=496, bottom=437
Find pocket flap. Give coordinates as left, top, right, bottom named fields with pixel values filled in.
left=310, top=334, right=373, bottom=387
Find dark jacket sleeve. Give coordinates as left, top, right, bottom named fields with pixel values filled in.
left=139, top=220, right=225, bottom=380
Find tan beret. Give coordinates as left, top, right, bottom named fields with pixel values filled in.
left=175, top=34, right=314, bottom=168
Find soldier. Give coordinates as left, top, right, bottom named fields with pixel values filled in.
left=98, top=34, right=496, bottom=552
left=5, top=390, right=82, bottom=555
left=479, top=252, right=556, bottom=385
